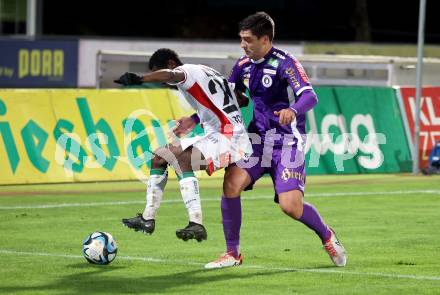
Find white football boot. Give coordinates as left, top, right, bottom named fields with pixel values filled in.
left=204, top=252, right=243, bottom=269
left=323, top=228, right=347, bottom=267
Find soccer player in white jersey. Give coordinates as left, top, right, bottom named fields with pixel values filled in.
left=115, top=48, right=252, bottom=242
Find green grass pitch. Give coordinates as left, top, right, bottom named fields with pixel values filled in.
left=0, top=174, right=439, bottom=294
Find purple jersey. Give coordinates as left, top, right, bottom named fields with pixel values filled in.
left=229, top=47, right=317, bottom=148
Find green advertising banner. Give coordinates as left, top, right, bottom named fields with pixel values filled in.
left=304, top=87, right=412, bottom=174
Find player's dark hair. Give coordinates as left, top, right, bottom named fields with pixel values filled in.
left=148, top=48, right=183, bottom=70
left=239, top=12, right=275, bottom=41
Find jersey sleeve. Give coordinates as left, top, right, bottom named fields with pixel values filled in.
left=280, top=55, right=313, bottom=97
left=280, top=56, right=318, bottom=114
left=228, top=58, right=247, bottom=92
left=169, top=64, right=196, bottom=90
left=289, top=89, right=318, bottom=115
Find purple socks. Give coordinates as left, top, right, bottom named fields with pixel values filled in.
left=299, top=202, right=332, bottom=242
left=221, top=196, right=242, bottom=257
left=221, top=197, right=329, bottom=256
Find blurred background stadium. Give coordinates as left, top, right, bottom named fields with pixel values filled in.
left=0, top=1, right=439, bottom=294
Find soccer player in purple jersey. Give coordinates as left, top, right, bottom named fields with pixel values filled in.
left=203, top=12, right=347, bottom=268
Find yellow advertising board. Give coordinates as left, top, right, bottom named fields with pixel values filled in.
left=0, top=89, right=215, bottom=185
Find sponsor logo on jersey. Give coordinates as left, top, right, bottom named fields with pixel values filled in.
left=261, top=74, right=273, bottom=88
left=280, top=167, right=305, bottom=183
left=267, top=58, right=279, bottom=68
left=263, top=68, right=277, bottom=75
left=207, top=133, right=219, bottom=144
left=285, top=67, right=301, bottom=89
left=294, top=60, right=310, bottom=83
left=273, top=51, right=286, bottom=60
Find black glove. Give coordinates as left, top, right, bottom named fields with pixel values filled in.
left=114, top=72, right=143, bottom=86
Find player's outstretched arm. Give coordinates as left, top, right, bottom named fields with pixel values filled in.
left=115, top=70, right=185, bottom=86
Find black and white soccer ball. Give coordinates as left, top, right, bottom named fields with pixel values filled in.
left=82, top=231, right=118, bottom=265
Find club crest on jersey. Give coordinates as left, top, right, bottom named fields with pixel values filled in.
left=261, top=74, right=273, bottom=88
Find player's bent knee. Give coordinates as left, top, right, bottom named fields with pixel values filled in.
left=151, top=155, right=167, bottom=168
left=223, top=166, right=250, bottom=197
left=278, top=191, right=304, bottom=220
left=280, top=205, right=302, bottom=220
left=154, top=146, right=182, bottom=168
left=223, top=180, right=243, bottom=197
left=279, top=204, right=303, bottom=219
left=177, top=158, right=196, bottom=172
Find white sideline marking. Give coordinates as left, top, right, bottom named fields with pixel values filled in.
left=0, top=249, right=439, bottom=282
left=0, top=190, right=439, bottom=210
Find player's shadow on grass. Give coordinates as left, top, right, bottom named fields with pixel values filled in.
left=0, top=263, right=294, bottom=294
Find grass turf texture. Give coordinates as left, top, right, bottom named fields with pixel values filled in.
left=0, top=174, right=439, bottom=294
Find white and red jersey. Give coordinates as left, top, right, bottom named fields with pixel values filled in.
left=174, top=64, right=247, bottom=139
left=172, top=64, right=251, bottom=173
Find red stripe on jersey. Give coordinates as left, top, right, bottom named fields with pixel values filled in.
left=187, top=82, right=233, bottom=139
left=206, top=158, right=215, bottom=176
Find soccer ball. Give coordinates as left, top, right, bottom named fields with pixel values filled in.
left=82, top=231, right=118, bottom=265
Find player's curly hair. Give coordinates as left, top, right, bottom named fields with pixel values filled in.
left=239, top=11, right=275, bottom=41
left=148, top=48, right=183, bottom=70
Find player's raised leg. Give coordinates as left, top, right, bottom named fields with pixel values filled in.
left=278, top=190, right=347, bottom=267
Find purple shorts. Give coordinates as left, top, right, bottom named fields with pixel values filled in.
left=236, top=142, right=306, bottom=203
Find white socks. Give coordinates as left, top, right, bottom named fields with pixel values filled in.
left=179, top=176, right=203, bottom=224
left=142, top=169, right=203, bottom=225
left=142, top=170, right=168, bottom=220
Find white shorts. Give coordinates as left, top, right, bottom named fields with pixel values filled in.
left=180, top=132, right=251, bottom=175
